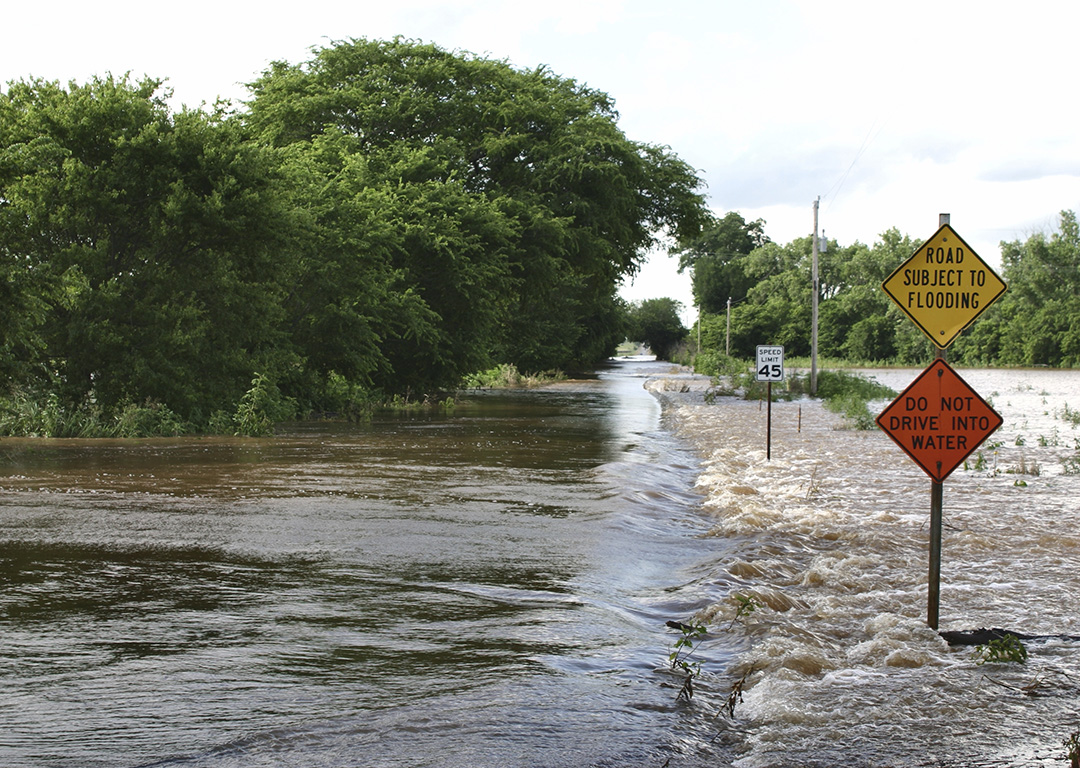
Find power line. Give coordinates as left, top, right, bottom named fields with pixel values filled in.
left=824, top=119, right=886, bottom=212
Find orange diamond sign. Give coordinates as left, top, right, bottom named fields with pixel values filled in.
left=876, top=359, right=1002, bottom=482
left=882, top=223, right=1007, bottom=349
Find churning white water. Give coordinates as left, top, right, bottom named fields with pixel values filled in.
left=666, top=367, right=1080, bottom=767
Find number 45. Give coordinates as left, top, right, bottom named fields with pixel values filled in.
left=758, top=364, right=782, bottom=379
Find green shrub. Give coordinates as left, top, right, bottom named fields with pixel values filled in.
left=461, top=364, right=565, bottom=389
left=824, top=392, right=877, bottom=430
left=113, top=401, right=188, bottom=437
left=972, top=633, right=1028, bottom=665
left=230, top=373, right=297, bottom=437
left=817, top=370, right=896, bottom=430
left=814, top=369, right=896, bottom=402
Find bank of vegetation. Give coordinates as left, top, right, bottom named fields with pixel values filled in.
left=2, top=39, right=1076, bottom=438
left=0, top=39, right=708, bottom=436
left=678, top=210, right=1080, bottom=370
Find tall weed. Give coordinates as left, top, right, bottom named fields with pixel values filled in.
left=230, top=373, right=297, bottom=437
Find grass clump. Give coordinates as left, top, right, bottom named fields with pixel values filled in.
left=461, top=363, right=565, bottom=389
left=0, top=388, right=190, bottom=438
left=699, top=358, right=895, bottom=430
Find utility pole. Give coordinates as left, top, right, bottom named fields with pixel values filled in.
left=811, top=198, right=820, bottom=395
left=725, top=296, right=731, bottom=356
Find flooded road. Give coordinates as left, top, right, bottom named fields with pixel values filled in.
left=0, top=360, right=725, bottom=768
left=3, top=361, right=1079, bottom=767
left=673, top=367, right=1080, bottom=767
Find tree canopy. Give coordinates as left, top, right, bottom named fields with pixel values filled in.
left=624, top=298, right=687, bottom=361
left=0, top=39, right=710, bottom=433
left=683, top=210, right=1080, bottom=370
left=0, top=76, right=296, bottom=424
left=678, top=211, right=769, bottom=314
left=244, top=38, right=709, bottom=374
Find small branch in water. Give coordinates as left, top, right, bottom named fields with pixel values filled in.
left=723, top=665, right=755, bottom=719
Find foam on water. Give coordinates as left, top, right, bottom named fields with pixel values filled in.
left=668, top=369, right=1080, bottom=767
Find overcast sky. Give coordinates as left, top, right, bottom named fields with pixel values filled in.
left=5, top=0, right=1078, bottom=321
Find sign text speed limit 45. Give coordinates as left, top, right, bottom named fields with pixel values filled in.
left=755, top=345, right=785, bottom=382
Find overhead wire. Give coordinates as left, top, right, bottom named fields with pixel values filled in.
left=822, top=119, right=886, bottom=214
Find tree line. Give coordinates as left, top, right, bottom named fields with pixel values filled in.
left=0, top=38, right=709, bottom=434
left=678, top=210, right=1080, bottom=372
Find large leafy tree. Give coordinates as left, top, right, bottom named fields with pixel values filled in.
left=279, top=136, right=517, bottom=397
left=0, top=76, right=295, bottom=422
left=817, top=229, right=925, bottom=363
left=677, top=211, right=770, bottom=315
left=244, top=37, right=709, bottom=374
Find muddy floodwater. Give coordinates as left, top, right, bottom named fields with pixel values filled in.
left=2, top=360, right=1079, bottom=767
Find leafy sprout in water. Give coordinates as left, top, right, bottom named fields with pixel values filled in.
left=666, top=620, right=707, bottom=701
left=972, top=633, right=1028, bottom=665
left=730, top=593, right=764, bottom=628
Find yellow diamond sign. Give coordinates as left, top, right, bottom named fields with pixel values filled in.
left=882, top=223, right=1007, bottom=349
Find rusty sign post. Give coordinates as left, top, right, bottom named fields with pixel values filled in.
left=878, top=215, right=1007, bottom=630
left=756, top=345, right=784, bottom=461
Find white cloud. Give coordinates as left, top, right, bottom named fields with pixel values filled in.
left=3, top=0, right=1078, bottom=307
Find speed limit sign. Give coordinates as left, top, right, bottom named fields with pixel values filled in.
left=755, top=345, right=785, bottom=382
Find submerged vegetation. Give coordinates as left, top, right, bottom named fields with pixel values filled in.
left=461, top=364, right=566, bottom=390
left=698, top=355, right=896, bottom=430
left=972, top=633, right=1029, bottom=665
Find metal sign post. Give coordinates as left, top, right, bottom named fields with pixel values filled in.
left=756, top=346, right=784, bottom=461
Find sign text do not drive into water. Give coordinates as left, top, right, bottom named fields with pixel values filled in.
left=875, top=359, right=1003, bottom=483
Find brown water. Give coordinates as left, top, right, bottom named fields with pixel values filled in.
left=3, top=361, right=1079, bottom=768
left=0, top=360, right=726, bottom=768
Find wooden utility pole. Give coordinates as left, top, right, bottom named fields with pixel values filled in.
left=811, top=198, right=820, bottom=395
left=725, top=296, right=731, bottom=356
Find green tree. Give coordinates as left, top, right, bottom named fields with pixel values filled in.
left=723, top=238, right=813, bottom=358
left=244, top=38, right=709, bottom=377
left=625, top=298, right=687, bottom=361
left=995, top=210, right=1080, bottom=366
left=678, top=211, right=770, bottom=314
left=0, top=75, right=295, bottom=423
left=818, top=229, right=922, bottom=363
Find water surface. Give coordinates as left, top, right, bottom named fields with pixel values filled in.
left=1, top=360, right=724, bottom=768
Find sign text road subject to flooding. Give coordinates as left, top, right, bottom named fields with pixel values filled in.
left=876, top=359, right=1003, bottom=482
left=881, top=223, right=1007, bottom=349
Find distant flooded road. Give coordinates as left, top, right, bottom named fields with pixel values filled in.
left=3, top=362, right=1079, bottom=768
